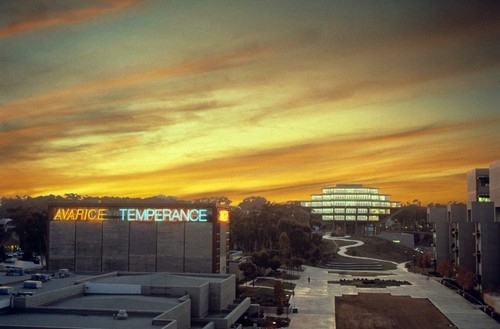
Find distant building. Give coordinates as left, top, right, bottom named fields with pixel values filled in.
left=301, top=184, right=401, bottom=234
left=47, top=202, right=230, bottom=274
left=429, top=160, right=500, bottom=294
left=467, top=168, right=490, bottom=206
left=427, top=206, right=449, bottom=266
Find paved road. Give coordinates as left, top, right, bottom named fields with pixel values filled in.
left=285, top=235, right=500, bottom=329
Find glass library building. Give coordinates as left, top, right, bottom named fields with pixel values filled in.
left=301, top=184, right=401, bottom=234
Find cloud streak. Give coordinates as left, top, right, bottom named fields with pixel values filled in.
left=0, top=0, right=139, bottom=38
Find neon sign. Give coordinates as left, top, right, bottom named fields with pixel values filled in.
left=51, top=207, right=212, bottom=222
left=53, top=208, right=107, bottom=221
left=119, top=208, right=207, bottom=222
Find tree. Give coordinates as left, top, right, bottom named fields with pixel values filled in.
left=239, top=262, right=257, bottom=283
left=417, top=252, right=432, bottom=274
left=278, top=232, right=291, bottom=260
left=252, top=250, right=271, bottom=274
left=273, top=280, right=285, bottom=315
left=438, top=260, right=453, bottom=278
left=289, top=228, right=310, bottom=258
left=270, top=256, right=281, bottom=272
left=456, top=265, right=475, bottom=291
left=238, top=196, right=267, bottom=212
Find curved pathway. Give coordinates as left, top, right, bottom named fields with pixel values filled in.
left=324, top=234, right=398, bottom=266
left=285, top=235, right=500, bottom=329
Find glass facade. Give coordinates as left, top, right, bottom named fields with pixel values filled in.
left=301, top=184, right=401, bottom=222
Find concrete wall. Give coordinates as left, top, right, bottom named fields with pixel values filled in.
left=456, top=222, right=475, bottom=273
left=448, top=203, right=467, bottom=223
left=489, top=161, right=500, bottom=206
left=184, top=223, right=213, bottom=273
left=208, top=275, right=236, bottom=312
left=427, top=206, right=447, bottom=223
left=434, top=220, right=450, bottom=266
left=478, top=222, right=500, bottom=291
left=14, top=283, right=85, bottom=308
left=219, top=222, right=229, bottom=273
left=50, top=219, right=220, bottom=273
left=84, top=282, right=141, bottom=294
left=75, top=221, right=102, bottom=272
left=203, top=297, right=251, bottom=329
left=427, top=207, right=451, bottom=267
left=142, top=283, right=209, bottom=318
left=102, top=221, right=129, bottom=271
left=129, top=222, right=157, bottom=272
left=48, top=221, right=76, bottom=271
left=157, top=223, right=185, bottom=272
left=470, top=202, right=495, bottom=223
left=152, top=298, right=191, bottom=329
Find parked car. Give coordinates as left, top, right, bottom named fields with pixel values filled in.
left=0, top=286, right=13, bottom=295
left=31, top=273, right=51, bottom=282
left=23, top=280, right=42, bottom=289
left=6, top=267, right=24, bottom=276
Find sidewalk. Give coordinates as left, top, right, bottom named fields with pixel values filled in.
left=285, top=236, right=500, bottom=329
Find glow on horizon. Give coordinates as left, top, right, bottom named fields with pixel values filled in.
left=1, top=1, right=499, bottom=205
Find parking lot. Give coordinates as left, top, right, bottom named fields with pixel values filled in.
left=0, top=261, right=90, bottom=302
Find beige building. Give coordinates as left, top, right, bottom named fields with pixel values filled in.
left=48, top=202, right=230, bottom=274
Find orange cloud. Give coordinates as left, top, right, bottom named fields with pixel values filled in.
left=0, top=0, right=139, bottom=38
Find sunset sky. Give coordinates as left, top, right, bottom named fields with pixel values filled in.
left=1, top=0, right=499, bottom=205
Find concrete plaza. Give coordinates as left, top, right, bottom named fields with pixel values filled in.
left=285, top=237, right=500, bottom=329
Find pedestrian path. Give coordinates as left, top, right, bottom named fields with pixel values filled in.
left=286, top=236, right=500, bottom=329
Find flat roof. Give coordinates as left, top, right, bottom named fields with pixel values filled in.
left=92, top=272, right=231, bottom=287
left=0, top=312, right=158, bottom=329
left=50, top=294, right=179, bottom=312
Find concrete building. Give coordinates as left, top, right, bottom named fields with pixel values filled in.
left=467, top=168, right=490, bottom=206
left=429, top=160, right=500, bottom=295
left=490, top=160, right=500, bottom=218
left=48, top=202, right=230, bottom=274
left=427, top=206, right=450, bottom=267
left=301, top=184, right=400, bottom=234
left=0, top=271, right=250, bottom=329
left=446, top=204, right=475, bottom=273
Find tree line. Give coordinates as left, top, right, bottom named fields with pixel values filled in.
left=0, top=194, right=335, bottom=268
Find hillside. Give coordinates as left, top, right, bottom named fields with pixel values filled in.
left=341, top=236, right=417, bottom=264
